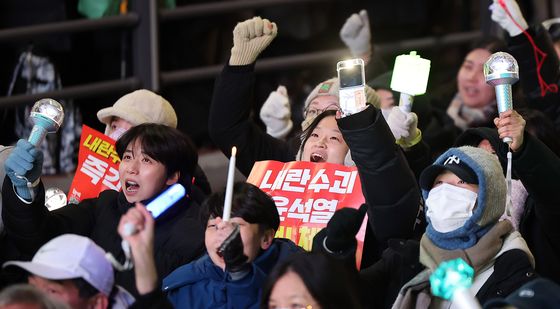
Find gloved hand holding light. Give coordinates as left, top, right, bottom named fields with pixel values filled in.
left=390, top=51, right=431, bottom=113
left=9, top=98, right=64, bottom=196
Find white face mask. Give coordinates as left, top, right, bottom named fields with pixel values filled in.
left=426, top=183, right=478, bottom=233
left=108, top=127, right=127, bottom=141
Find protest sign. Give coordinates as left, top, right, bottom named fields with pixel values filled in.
left=68, top=125, right=121, bottom=203
left=247, top=160, right=367, bottom=267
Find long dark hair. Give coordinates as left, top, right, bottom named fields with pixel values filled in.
left=260, top=251, right=361, bottom=309
left=297, top=109, right=338, bottom=160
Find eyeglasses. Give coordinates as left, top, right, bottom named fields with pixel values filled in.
left=303, top=103, right=341, bottom=118
left=268, top=305, right=313, bottom=309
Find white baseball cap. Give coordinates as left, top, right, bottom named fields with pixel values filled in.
left=3, top=234, right=114, bottom=296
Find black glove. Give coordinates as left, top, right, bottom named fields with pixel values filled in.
left=325, top=204, right=368, bottom=252
left=218, top=224, right=249, bottom=273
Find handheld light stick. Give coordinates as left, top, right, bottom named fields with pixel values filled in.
left=222, top=146, right=237, bottom=221
left=390, top=51, right=431, bottom=113
left=430, top=258, right=481, bottom=309
left=123, top=183, right=186, bottom=236
left=14, top=98, right=64, bottom=182
left=483, top=51, right=519, bottom=144
left=111, top=184, right=186, bottom=271
left=28, top=98, right=65, bottom=147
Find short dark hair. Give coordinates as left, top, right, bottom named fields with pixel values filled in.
left=116, top=123, right=198, bottom=189
left=0, top=284, right=69, bottom=309
left=69, top=278, right=99, bottom=299
left=201, top=182, right=280, bottom=232
left=260, top=251, right=361, bottom=309
left=56, top=278, right=116, bottom=307
left=298, top=109, right=338, bottom=160
left=548, top=23, right=560, bottom=43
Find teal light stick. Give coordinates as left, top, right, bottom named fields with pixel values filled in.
left=430, top=258, right=481, bottom=309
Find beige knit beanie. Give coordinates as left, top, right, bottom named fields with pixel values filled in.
left=97, top=89, right=177, bottom=135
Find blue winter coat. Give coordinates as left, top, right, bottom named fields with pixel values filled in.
left=162, top=238, right=302, bottom=308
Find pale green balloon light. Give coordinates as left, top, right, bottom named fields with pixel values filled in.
left=390, top=51, right=431, bottom=112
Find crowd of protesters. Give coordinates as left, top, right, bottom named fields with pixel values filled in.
left=0, top=0, right=560, bottom=308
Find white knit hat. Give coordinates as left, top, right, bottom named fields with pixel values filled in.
left=97, top=89, right=177, bottom=134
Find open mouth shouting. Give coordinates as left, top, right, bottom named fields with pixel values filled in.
left=124, top=180, right=140, bottom=193
left=310, top=152, right=326, bottom=163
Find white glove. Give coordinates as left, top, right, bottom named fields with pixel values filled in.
left=260, top=86, right=293, bottom=139
left=230, top=17, right=278, bottom=66
left=340, top=10, right=371, bottom=58
left=386, top=106, right=421, bottom=148
left=489, top=0, right=528, bottom=37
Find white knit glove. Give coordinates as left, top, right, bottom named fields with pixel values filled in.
left=229, top=16, right=278, bottom=66
left=386, top=106, right=421, bottom=148
left=340, top=10, right=371, bottom=58
left=260, top=86, right=293, bottom=139
left=489, top=0, right=528, bottom=37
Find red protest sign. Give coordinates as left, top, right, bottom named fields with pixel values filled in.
left=67, top=125, right=121, bottom=203
left=247, top=160, right=367, bottom=267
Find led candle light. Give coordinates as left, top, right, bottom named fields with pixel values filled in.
left=484, top=51, right=519, bottom=144
left=430, top=258, right=481, bottom=309
left=222, top=146, right=237, bottom=222
left=390, top=51, right=431, bottom=113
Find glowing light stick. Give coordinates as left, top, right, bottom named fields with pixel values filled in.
left=14, top=98, right=64, bottom=184
left=390, top=51, right=431, bottom=113
left=430, top=258, right=481, bottom=309
left=484, top=51, right=519, bottom=144
left=28, top=98, right=64, bottom=147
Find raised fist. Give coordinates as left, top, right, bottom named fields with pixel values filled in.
left=230, top=16, right=278, bottom=66
left=340, top=10, right=371, bottom=58
left=489, top=0, right=528, bottom=37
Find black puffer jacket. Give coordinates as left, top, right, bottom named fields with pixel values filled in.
left=507, top=24, right=560, bottom=132
left=337, top=106, right=422, bottom=244
left=2, top=181, right=206, bottom=296
left=209, top=63, right=295, bottom=177
left=455, top=127, right=560, bottom=284
left=209, top=63, right=423, bottom=260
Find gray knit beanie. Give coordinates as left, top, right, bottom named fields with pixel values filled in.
left=419, top=146, right=506, bottom=250
left=97, top=89, right=177, bottom=135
